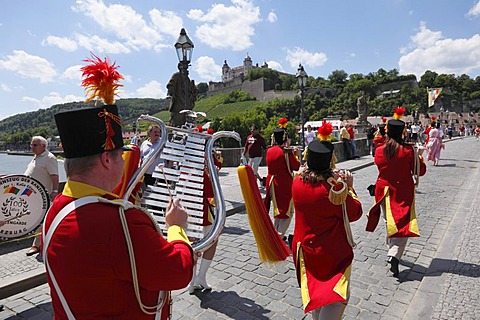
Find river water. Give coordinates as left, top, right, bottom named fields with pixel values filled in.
left=0, top=153, right=67, bottom=181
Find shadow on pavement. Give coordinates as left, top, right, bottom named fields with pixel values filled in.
left=221, top=226, right=250, bottom=236
left=397, top=258, right=480, bottom=283
left=193, top=290, right=270, bottom=319
left=0, top=238, right=31, bottom=256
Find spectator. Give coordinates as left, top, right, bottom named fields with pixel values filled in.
left=304, top=124, right=316, bottom=145
left=340, top=124, right=353, bottom=160
left=24, top=136, right=59, bottom=256
left=243, top=125, right=267, bottom=185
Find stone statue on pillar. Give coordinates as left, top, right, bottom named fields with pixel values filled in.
left=356, top=90, right=369, bottom=126
left=166, top=62, right=197, bottom=127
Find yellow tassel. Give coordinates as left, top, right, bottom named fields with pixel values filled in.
left=238, top=165, right=290, bottom=263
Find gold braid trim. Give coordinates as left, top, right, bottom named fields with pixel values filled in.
left=98, top=108, right=122, bottom=150
left=327, top=177, right=348, bottom=205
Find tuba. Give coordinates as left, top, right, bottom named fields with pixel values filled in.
left=124, top=114, right=241, bottom=252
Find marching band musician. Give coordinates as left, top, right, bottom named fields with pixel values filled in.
left=264, top=118, right=301, bottom=237
left=42, top=55, right=194, bottom=320
left=366, top=107, right=426, bottom=277
left=291, top=120, right=363, bottom=320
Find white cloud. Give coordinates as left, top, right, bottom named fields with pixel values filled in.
left=285, top=47, right=328, bottom=69
left=187, top=0, right=261, bottom=51
left=410, top=21, right=442, bottom=49
left=149, top=9, right=184, bottom=38
left=76, top=34, right=131, bottom=54
left=267, top=11, right=277, bottom=23
left=128, top=80, right=166, bottom=99
left=21, top=92, right=83, bottom=108
left=1, top=84, right=11, bottom=92
left=0, top=50, right=57, bottom=83
left=467, top=1, right=480, bottom=17
left=73, top=0, right=167, bottom=51
left=62, top=65, right=83, bottom=81
left=43, top=36, right=78, bottom=52
left=266, top=60, right=284, bottom=72
left=193, top=56, right=221, bottom=81
left=399, top=22, right=480, bottom=78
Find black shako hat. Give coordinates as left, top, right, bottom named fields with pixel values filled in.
left=273, top=128, right=287, bottom=145
left=307, top=139, right=334, bottom=172
left=55, top=104, right=128, bottom=158
left=378, top=124, right=386, bottom=136
left=387, top=119, right=405, bottom=142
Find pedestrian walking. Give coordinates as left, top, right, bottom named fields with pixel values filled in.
left=244, top=125, right=267, bottom=185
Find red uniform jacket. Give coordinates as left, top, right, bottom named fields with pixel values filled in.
left=43, top=181, right=194, bottom=320
left=264, top=146, right=300, bottom=219
left=292, top=177, right=362, bottom=313
left=366, top=143, right=426, bottom=237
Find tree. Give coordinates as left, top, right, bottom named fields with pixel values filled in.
left=328, top=70, right=348, bottom=88
left=197, top=82, right=209, bottom=96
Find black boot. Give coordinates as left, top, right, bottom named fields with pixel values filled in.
left=387, top=256, right=399, bottom=276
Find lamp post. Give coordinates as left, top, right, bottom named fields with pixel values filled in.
left=296, top=64, right=308, bottom=153
left=174, top=28, right=194, bottom=113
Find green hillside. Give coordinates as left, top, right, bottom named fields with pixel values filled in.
left=153, top=93, right=266, bottom=124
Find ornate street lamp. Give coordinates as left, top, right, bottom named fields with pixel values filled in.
left=296, top=64, right=308, bottom=153
left=174, top=28, right=194, bottom=111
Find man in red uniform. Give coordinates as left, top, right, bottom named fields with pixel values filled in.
left=43, top=105, right=194, bottom=320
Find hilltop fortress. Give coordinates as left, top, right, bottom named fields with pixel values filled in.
left=207, top=54, right=297, bottom=102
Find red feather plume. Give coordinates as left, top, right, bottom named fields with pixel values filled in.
left=81, top=53, right=123, bottom=105
left=278, top=118, right=288, bottom=128
left=382, top=117, right=387, bottom=123
left=207, top=128, right=214, bottom=134
left=317, top=120, right=333, bottom=141
left=393, top=107, right=406, bottom=120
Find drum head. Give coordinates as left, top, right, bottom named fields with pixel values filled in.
left=0, top=175, right=50, bottom=239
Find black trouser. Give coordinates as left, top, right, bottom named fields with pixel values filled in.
left=342, top=139, right=353, bottom=159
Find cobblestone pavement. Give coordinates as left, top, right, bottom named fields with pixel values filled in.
left=1, top=137, right=479, bottom=320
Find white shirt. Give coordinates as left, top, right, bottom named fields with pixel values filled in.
left=304, top=130, right=316, bottom=144
left=140, top=139, right=165, bottom=175
left=410, top=124, right=420, bottom=134
left=24, top=150, right=59, bottom=193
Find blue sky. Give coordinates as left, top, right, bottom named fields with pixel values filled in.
left=1, top=0, right=480, bottom=120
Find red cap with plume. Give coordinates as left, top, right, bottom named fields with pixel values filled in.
left=79, top=53, right=124, bottom=150
left=317, top=120, right=333, bottom=141
left=278, top=118, right=288, bottom=128
left=196, top=125, right=203, bottom=132
left=382, top=117, right=387, bottom=124
left=81, top=53, right=123, bottom=106
left=393, top=107, right=406, bottom=120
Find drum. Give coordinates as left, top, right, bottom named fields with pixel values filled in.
left=0, top=175, right=50, bottom=239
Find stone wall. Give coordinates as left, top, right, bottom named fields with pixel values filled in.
left=218, top=137, right=369, bottom=167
